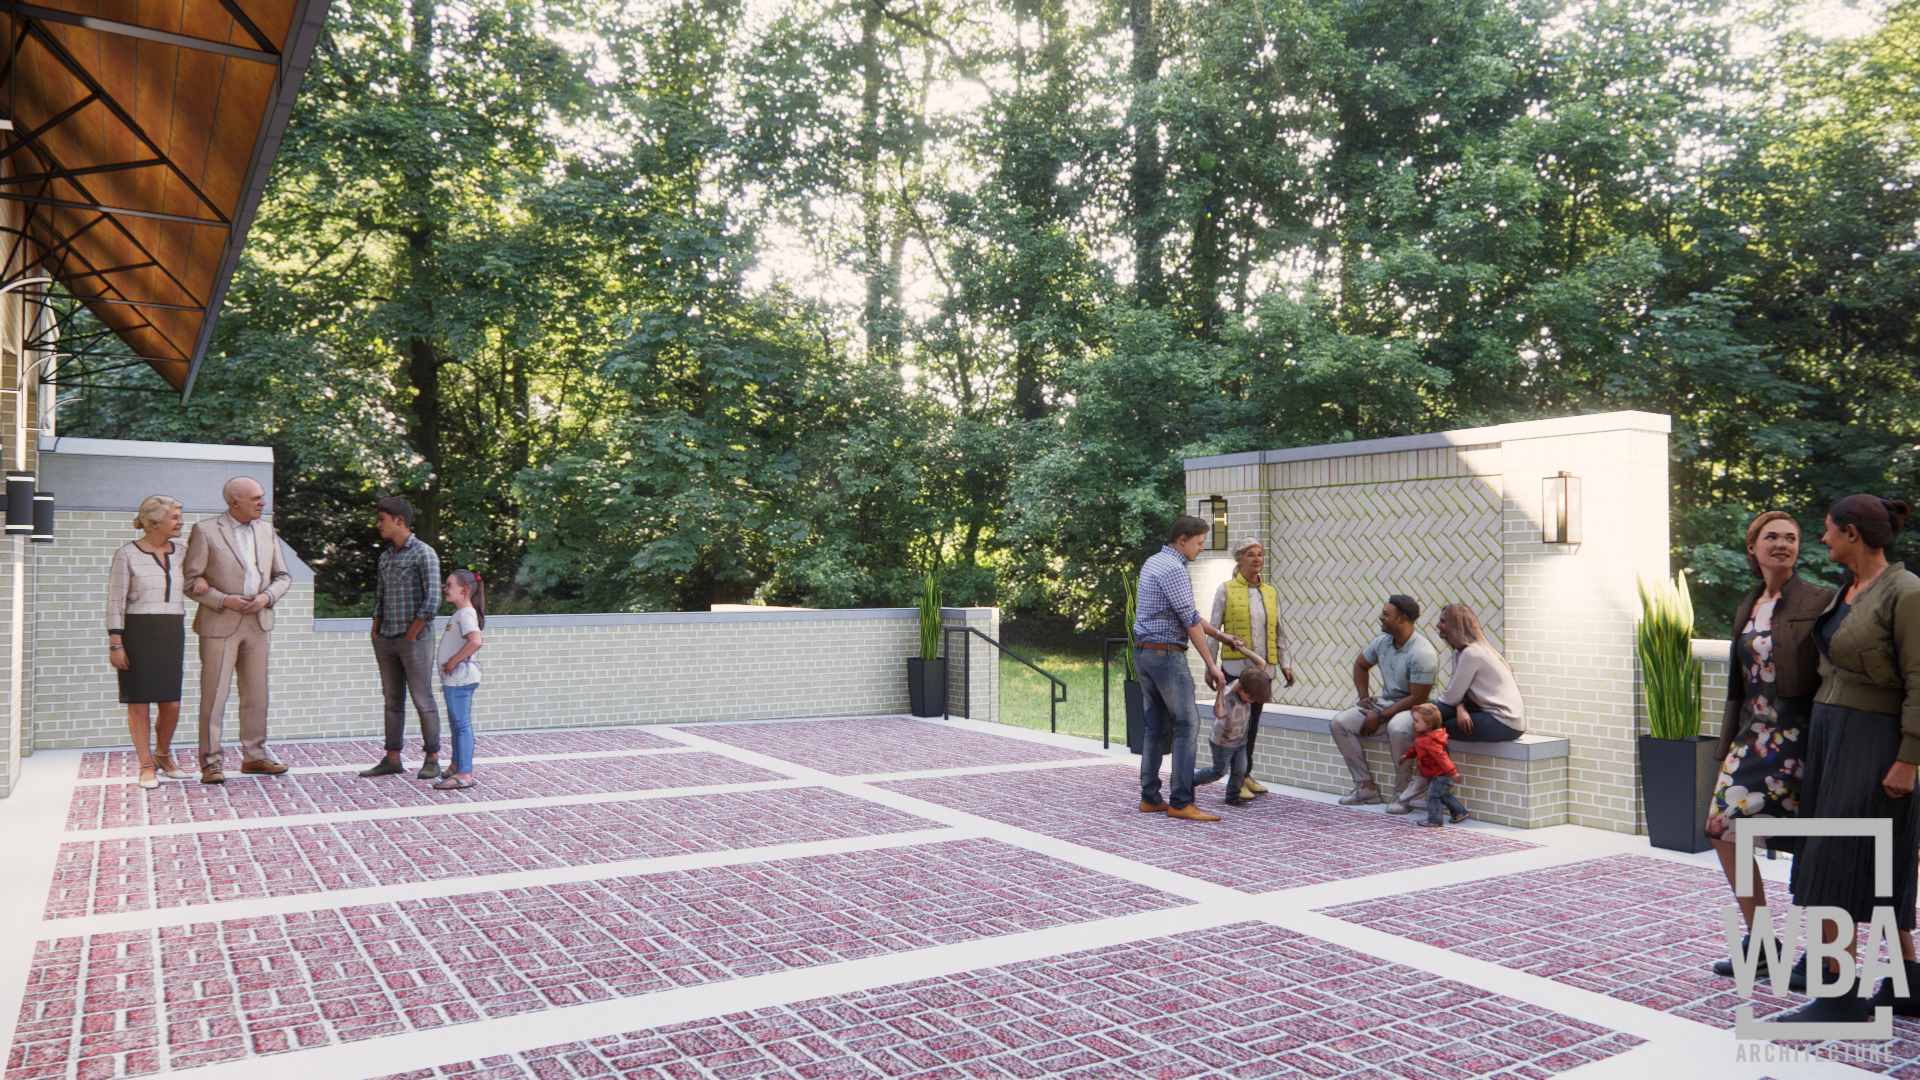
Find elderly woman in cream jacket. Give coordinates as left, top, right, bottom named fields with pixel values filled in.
left=107, top=496, right=190, bottom=789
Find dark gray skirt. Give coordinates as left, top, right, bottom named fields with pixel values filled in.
left=117, top=613, right=184, bottom=705
left=1789, top=702, right=1920, bottom=929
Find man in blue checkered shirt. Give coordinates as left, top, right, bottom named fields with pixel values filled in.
left=1133, top=515, right=1247, bottom=821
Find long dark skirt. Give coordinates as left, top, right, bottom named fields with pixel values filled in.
left=1789, top=702, right=1920, bottom=930
left=117, top=613, right=184, bottom=705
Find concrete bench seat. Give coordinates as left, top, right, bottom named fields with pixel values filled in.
left=1193, top=701, right=1569, bottom=828
left=1260, top=706, right=1569, bottom=761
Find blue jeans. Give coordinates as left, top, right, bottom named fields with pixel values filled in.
left=442, top=682, right=477, bottom=774
left=1195, top=701, right=1262, bottom=787
left=1136, top=647, right=1198, bottom=809
left=1426, top=773, right=1466, bottom=824
left=1193, top=741, right=1250, bottom=787
left=1444, top=711, right=1521, bottom=742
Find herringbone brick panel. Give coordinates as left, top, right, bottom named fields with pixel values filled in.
left=1269, top=476, right=1504, bottom=710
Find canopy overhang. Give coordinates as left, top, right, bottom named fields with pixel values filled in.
left=0, top=0, right=330, bottom=401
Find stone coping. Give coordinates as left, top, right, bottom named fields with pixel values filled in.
left=1184, top=409, right=1672, bottom=470
left=311, top=605, right=993, bottom=633
left=1693, top=638, right=1732, bottom=663
left=1216, top=701, right=1570, bottom=762
left=38, top=435, right=274, bottom=461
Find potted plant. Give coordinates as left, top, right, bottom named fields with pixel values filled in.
left=1123, top=571, right=1146, bottom=753
left=1636, top=570, right=1713, bottom=853
left=907, top=573, right=946, bottom=717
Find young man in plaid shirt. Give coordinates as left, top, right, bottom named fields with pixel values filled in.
left=359, top=496, right=447, bottom=779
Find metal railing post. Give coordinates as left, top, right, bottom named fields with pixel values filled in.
left=941, top=625, right=1065, bottom=733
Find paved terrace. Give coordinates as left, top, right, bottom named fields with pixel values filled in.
left=0, top=716, right=1893, bottom=1080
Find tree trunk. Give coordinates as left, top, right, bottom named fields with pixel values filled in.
left=402, top=0, right=442, bottom=542
left=857, top=0, right=895, bottom=364
left=1128, top=0, right=1165, bottom=308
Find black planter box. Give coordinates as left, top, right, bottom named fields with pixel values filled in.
left=907, top=657, right=948, bottom=718
left=1124, top=680, right=1145, bottom=755
left=1638, top=734, right=1721, bottom=853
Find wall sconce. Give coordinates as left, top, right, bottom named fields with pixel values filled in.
left=1205, top=495, right=1228, bottom=550
left=1544, top=471, right=1581, bottom=545
left=4, top=473, right=31, bottom=535
left=30, top=492, right=54, bottom=543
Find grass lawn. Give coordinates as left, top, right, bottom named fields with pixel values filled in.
left=993, top=646, right=1133, bottom=746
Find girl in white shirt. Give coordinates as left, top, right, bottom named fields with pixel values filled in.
left=432, top=570, right=486, bottom=790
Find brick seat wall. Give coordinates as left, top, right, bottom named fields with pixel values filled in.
left=1195, top=701, right=1570, bottom=829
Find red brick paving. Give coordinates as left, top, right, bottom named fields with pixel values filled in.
left=8, top=839, right=1184, bottom=1076
left=364, top=922, right=1643, bottom=1080
left=43, top=787, right=940, bottom=920
left=689, top=717, right=1101, bottom=776
left=1321, top=855, right=1920, bottom=1073
left=880, top=764, right=1536, bottom=894
left=79, top=728, right=682, bottom=779
left=64, top=752, right=785, bottom=831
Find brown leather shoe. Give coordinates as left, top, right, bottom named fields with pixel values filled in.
left=240, top=760, right=288, bottom=775
left=1166, top=804, right=1221, bottom=822
left=1138, top=801, right=1170, bottom=813
left=201, top=767, right=226, bottom=785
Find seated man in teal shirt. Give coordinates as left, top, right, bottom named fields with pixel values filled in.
left=1329, top=595, right=1439, bottom=811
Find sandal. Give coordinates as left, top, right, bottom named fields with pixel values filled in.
left=152, top=752, right=194, bottom=780
left=137, top=763, right=158, bottom=790
left=431, top=776, right=476, bottom=791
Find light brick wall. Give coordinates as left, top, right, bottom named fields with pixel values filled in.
left=28, top=508, right=1001, bottom=753
left=1186, top=412, right=1674, bottom=835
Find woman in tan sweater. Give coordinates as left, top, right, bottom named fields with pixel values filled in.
left=1779, top=494, right=1920, bottom=1024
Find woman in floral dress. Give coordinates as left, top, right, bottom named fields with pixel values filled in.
left=1705, top=510, right=1834, bottom=980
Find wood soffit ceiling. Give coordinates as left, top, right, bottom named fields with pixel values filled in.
left=0, top=0, right=330, bottom=399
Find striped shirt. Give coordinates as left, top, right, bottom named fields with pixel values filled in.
left=374, top=535, right=442, bottom=637
left=1132, top=545, right=1201, bottom=645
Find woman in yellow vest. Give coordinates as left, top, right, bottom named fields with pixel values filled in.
left=1203, top=538, right=1297, bottom=799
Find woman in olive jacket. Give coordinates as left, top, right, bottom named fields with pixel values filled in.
left=1779, top=494, right=1920, bottom=1024
left=1705, top=511, right=1834, bottom=981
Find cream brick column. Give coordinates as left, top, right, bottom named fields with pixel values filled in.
left=1183, top=460, right=1265, bottom=688
left=1499, top=420, right=1671, bottom=833
left=939, top=607, right=1000, bottom=723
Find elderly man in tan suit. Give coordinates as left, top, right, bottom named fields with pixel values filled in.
left=182, top=476, right=292, bottom=783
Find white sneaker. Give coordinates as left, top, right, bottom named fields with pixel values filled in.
left=1384, top=801, right=1413, bottom=815
left=1339, top=787, right=1383, bottom=806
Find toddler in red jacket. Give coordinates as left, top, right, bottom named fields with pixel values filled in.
left=1401, top=703, right=1469, bottom=826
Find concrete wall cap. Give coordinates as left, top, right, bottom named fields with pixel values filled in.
left=40, top=436, right=274, bottom=463
left=314, top=605, right=987, bottom=632
left=1184, top=410, right=1672, bottom=470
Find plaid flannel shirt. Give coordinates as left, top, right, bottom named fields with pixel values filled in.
left=1132, top=545, right=1201, bottom=645
left=374, top=535, right=441, bottom=637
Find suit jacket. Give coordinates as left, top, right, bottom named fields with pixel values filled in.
left=1715, top=574, right=1836, bottom=759
left=182, top=513, right=293, bottom=637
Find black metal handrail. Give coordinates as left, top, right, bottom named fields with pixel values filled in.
left=944, top=625, right=1067, bottom=732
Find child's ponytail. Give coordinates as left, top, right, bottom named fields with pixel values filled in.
left=452, top=569, right=487, bottom=628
